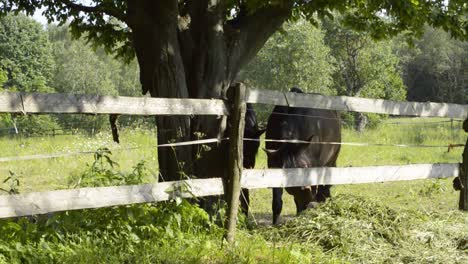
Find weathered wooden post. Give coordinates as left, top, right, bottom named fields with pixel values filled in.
left=458, top=118, right=468, bottom=210
left=224, top=83, right=246, bottom=243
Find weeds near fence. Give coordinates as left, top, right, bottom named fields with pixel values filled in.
left=68, top=147, right=147, bottom=188
left=0, top=154, right=222, bottom=263
left=0, top=171, right=20, bottom=194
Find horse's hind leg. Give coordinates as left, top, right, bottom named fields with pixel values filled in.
left=272, top=187, right=283, bottom=225
left=316, top=159, right=338, bottom=202
left=316, top=185, right=331, bottom=202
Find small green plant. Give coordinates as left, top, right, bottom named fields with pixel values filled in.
left=0, top=170, right=20, bottom=194
left=69, top=147, right=146, bottom=188
left=418, top=179, right=446, bottom=197
left=0, top=149, right=220, bottom=263
left=164, top=181, right=196, bottom=205
left=0, top=199, right=218, bottom=263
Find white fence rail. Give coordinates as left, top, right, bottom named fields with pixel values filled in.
left=2, top=89, right=467, bottom=118
left=0, top=89, right=466, bottom=218
left=0, top=163, right=459, bottom=219
left=0, top=92, right=229, bottom=116
left=0, top=178, right=224, bottom=218
left=247, top=88, right=468, bottom=119
left=241, top=163, right=459, bottom=189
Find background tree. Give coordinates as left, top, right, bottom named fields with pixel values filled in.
left=1, top=1, right=466, bottom=183
left=323, top=17, right=406, bottom=131
left=241, top=19, right=336, bottom=123
left=399, top=26, right=467, bottom=104
left=0, top=69, right=6, bottom=87
left=0, top=13, right=58, bottom=132
left=0, top=69, right=10, bottom=127
left=49, top=24, right=142, bottom=97
left=0, top=13, right=54, bottom=92
left=49, top=25, right=118, bottom=96
left=0, top=16, right=144, bottom=133
left=241, top=20, right=335, bottom=95
left=48, top=24, right=143, bottom=130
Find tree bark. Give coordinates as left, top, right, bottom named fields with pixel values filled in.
left=128, top=0, right=193, bottom=180
left=126, top=1, right=292, bottom=186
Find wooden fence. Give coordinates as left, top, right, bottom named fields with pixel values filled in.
left=0, top=86, right=467, bottom=242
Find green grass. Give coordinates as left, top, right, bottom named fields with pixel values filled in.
left=0, top=117, right=467, bottom=263
left=0, top=127, right=159, bottom=192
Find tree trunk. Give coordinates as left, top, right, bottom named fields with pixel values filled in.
left=126, top=1, right=291, bottom=187
left=127, top=1, right=192, bottom=181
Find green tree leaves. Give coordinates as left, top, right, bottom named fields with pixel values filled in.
left=241, top=20, right=336, bottom=94
left=323, top=16, right=406, bottom=101
left=0, top=13, right=54, bottom=92
left=0, top=14, right=142, bottom=131
left=400, top=26, right=468, bottom=104
left=0, top=68, right=6, bottom=87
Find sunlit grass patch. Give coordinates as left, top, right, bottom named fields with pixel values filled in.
left=0, top=129, right=158, bottom=192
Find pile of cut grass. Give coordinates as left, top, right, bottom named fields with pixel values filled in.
left=255, top=194, right=468, bottom=263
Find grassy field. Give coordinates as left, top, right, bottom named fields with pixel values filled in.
left=0, top=127, right=159, bottom=192
left=0, top=117, right=467, bottom=263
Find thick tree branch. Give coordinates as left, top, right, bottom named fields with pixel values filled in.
left=60, top=0, right=127, bottom=23
left=183, top=0, right=229, bottom=98
left=227, top=5, right=292, bottom=78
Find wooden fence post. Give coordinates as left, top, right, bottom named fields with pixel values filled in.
left=224, top=83, right=246, bottom=243
left=459, top=118, right=468, bottom=210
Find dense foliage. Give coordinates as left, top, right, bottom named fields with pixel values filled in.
left=1, top=0, right=465, bottom=62
left=241, top=20, right=336, bottom=95
left=0, top=13, right=54, bottom=92
left=0, top=14, right=143, bottom=135
left=400, top=26, right=468, bottom=104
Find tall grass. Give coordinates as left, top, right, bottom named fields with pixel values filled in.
left=0, top=128, right=158, bottom=192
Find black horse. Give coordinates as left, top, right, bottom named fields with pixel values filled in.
left=240, top=103, right=265, bottom=215
left=265, top=87, right=341, bottom=224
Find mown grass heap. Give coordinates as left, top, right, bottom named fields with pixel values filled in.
left=255, top=194, right=467, bottom=263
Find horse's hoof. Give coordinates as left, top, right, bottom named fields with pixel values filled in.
left=273, top=215, right=282, bottom=225
left=307, top=201, right=320, bottom=209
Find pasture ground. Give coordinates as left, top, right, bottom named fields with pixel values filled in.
left=0, top=117, right=467, bottom=263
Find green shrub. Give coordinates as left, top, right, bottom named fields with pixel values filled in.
left=68, top=148, right=147, bottom=188
left=14, top=115, right=61, bottom=136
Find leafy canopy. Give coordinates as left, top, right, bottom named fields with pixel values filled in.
left=323, top=16, right=406, bottom=101
left=398, top=26, right=468, bottom=104
left=242, top=20, right=336, bottom=94
left=0, top=0, right=466, bottom=61
left=0, top=13, right=54, bottom=92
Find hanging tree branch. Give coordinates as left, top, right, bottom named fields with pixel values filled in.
left=60, top=0, right=127, bottom=23
left=227, top=4, right=293, bottom=77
